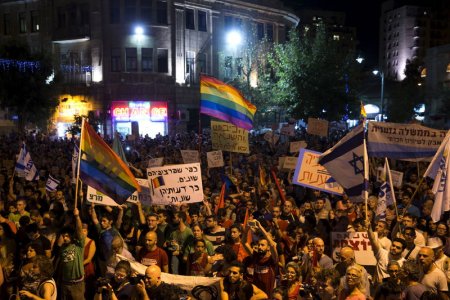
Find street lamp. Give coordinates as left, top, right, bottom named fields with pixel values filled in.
left=226, top=30, right=242, bottom=48
left=372, top=70, right=385, bottom=121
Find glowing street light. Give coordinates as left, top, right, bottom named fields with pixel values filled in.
left=226, top=30, right=242, bottom=47
left=134, top=26, right=144, bottom=36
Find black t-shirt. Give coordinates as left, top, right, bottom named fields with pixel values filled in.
left=146, top=282, right=187, bottom=300
left=223, top=278, right=254, bottom=300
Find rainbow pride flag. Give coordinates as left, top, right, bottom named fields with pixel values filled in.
left=79, top=121, right=141, bottom=204
left=200, top=75, right=256, bottom=130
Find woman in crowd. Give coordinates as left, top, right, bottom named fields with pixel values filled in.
left=280, top=261, right=302, bottom=300
left=187, top=239, right=212, bottom=276
left=338, top=265, right=366, bottom=300
left=94, top=260, right=136, bottom=300
left=18, top=255, right=57, bottom=300
left=18, top=242, right=46, bottom=296
left=182, top=223, right=214, bottom=263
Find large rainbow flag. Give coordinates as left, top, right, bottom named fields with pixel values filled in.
left=79, top=121, right=141, bottom=204
left=200, top=75, right=256, bottom=130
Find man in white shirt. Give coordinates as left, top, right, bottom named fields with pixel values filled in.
left=418, top=246, right=448, bottom=295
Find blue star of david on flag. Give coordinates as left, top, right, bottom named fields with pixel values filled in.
left=349, top=152, right=364, bottom=175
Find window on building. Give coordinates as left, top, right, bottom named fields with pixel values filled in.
left=157, top=1, right=167, bottom=25
left=266, top=23, right=274, bottom=42
left=256, top=22, right=264, bottom=40
left=19, top=12, right=27, bottom=33
left=224, top=56, right=232, bottom=79
left=3, top=14, right=11, bottom=35
left=142, top=48, right=153, bottom=72
left=186, top=9, right=195, bottom=30
left=126, top=48, right=137, bottom=71
left=333, top=34, right=340, bottom=41
left=141, top=0, right=152, bottom=24
left=198, top=52, right=207, bottom=74
left=235, top=57, right=243, bottom=76
left=110, top=0, right=120, bottom=24
left=224, top=16, right=233, bottom=31
left=111, top=48, right=121, bottom=72
left=57, top=7, right=66, bottom=28
left=198, top=10, right=206, bottom=32
left=186, top=51, right=195, bottom=74
left=235, top=18, right=242, bottom=29
left=157, top=48, right=168, bottom=73
left=124, top=0, right=137, bottom=23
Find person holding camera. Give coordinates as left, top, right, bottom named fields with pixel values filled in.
left=94, top=260, right=136, bottom=300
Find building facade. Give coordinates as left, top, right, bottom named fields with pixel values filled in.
left=0, top=0, right=298, bottom=137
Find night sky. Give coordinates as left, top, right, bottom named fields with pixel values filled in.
left=281, top=0, right=385, bottom=66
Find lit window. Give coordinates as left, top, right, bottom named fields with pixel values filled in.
left=333, top=34, right=340, bottom=41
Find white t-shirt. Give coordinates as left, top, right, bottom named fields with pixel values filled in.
left=375, top=247, right=405, bottom=283
left=420, top=265, right=448, bottom=293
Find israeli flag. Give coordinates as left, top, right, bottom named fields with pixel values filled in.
left=319, top=124, right=366, bottom=199
left=46, top=175, right=60, bottom=192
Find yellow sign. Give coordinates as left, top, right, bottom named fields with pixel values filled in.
left=211, top=121, right=249, bottom=154
left=55, top=95, right=93, bottom=122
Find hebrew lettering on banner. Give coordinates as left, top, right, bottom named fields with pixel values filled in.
left=293, top=148, right=344, bottom=195
left=211, top=120, right=249, bottom=154
left=368, top=122, right=447, bottom=160
left=147, top=163, right=203, bottom=205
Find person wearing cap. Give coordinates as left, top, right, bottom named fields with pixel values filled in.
left=417, top=246, right=448, bottom=294
left=428, top=237, right=450, bottom=283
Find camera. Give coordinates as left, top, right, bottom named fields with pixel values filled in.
left=129, top=275, right=145, bottom=285
left=95, top=277, right=111, bottom=289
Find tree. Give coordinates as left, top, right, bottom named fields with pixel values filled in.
left=260, top=24, right=363, bottom=121
left=387, top=58, right=424, bottom=122
left=0, top=39, right=60, bottom=132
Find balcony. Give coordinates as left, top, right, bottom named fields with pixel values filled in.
left=52, top=25, right=90, bottom=42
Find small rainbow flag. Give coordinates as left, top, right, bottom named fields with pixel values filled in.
left=200, top=75, right=256, bottom=130
left=79, top=120, right=141, bottom=204
left=152, top=176, right=165, bottom=189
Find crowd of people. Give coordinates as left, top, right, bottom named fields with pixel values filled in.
left=0, top=127, right=448, bottom=300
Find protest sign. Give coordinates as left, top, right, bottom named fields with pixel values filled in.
left=211, top=121, right=249, bottom=154
left=148, top=157, right=164, bottom=168
left=147, top=163, right=203, bottom=205
left=207, top=150, right=224, bottom=168
left=307, top=118, right=329, bottom=137
left=377, top=167, right=404, bottom=188
left=331, top=232, right=377, bottom=265
left=280, top=123, right=295, bottom=136
left=180, top=150, right=200, bottom=163
left=293, top=149, right=344, bottom=195
left=282, top=156, right=298, bottom=170
left=368, top=122, right=447, bottom=159
left=290, top=141, right=307, bottom=153
left=86, top=178, right=152, bottom=206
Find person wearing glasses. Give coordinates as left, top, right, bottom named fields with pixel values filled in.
left=94, top=260, right=136, bottom=300
left=219, top=260, right=267, bottom=300
left=338, top=265, right=366, bottom=300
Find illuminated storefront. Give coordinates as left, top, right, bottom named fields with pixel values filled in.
left=112, top=101, right=167, bottom=138
left=54, top=95, right=94, bottom=137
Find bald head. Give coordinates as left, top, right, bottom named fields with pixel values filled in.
left=144, top=231, right=157, bottom=251
left=145, top=265, right=162, bottom=288
left=112, top=236, right=124, bottom=253
left=340, top=247, right=355, bottom=267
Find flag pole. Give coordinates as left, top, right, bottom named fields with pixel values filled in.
left=363, top=138, right=369, bottom=221
left=74, top=118, right=85, bottom=209
left=385, top=158, right=399, bottom=219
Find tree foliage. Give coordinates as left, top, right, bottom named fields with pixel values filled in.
left=387, top=58, right=424, bottom=122
left=260, top=25, right=363, bottom=121
left=0, top=39, right=60, bottom=131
